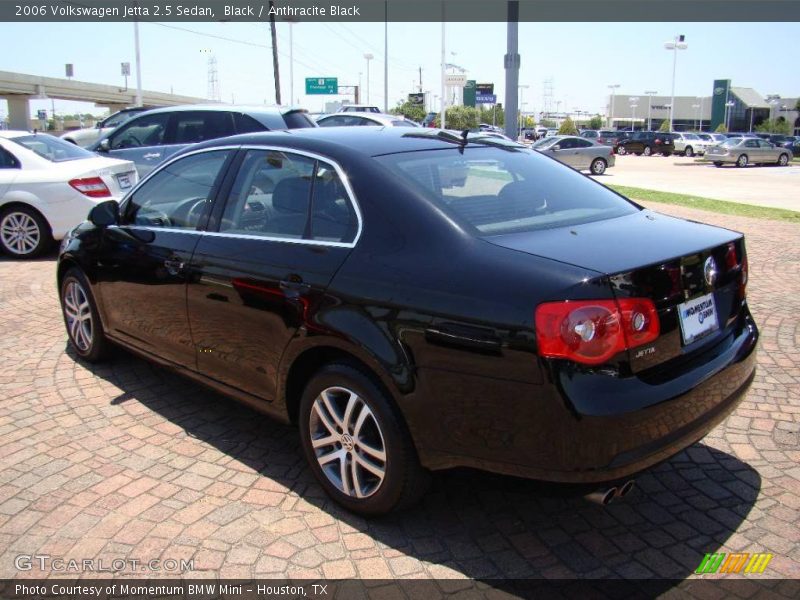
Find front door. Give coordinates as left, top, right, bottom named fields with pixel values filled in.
left=103, top=111, right=173, bottom=178
left=187, top=148, right=359, bottom=401
left=98, top=149, right=235, bottom=366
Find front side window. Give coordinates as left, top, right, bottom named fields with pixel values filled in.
left=376, top=147, right=638, bottom=236
left=220, top=149, right=357, bottom=243
left=109, top=112, right=170, bottom=150
left=11, top=134, right=94, bottom=162
left=122, top=150, right=231, bottom=228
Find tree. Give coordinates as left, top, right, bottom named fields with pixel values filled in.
left=755, top=118, right=791, bottom=135
left=478, top=105, right=503, bottom=127
left=433, top=106, right=479, bottom=130
left=715, top=123, right=728, bottom=133
left=390, top=101, right=426, bottom=123
left=558, top=117, right=578, bottom=135
left=588, top=114, right=604, bottom=130
left=658, top=119, right=671, bottom=132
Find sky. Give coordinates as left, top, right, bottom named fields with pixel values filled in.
left=1, top=20, right=798, bottom=120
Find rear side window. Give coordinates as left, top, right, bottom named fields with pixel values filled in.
left=282, top=110, right=316, bottom=129
left=0, top=146, right=20, bottom=168
left=219, top=149, right=357, bottom=244
left=234, top=113, right=268, bottom=134
left=110, top=112, right=170, bottom=150
left=171, top=111, right=235, bottom=144
left=376, top=147, right=638, bottom=236
left=11, top=134, right=94, bottom=162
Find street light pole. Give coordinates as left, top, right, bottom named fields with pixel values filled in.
left=664, top=35, right=687, bottom=131
left=607, top=84, right=620, bottom=128
left=133, top=18, right=143, bottom=107
left=518, top=84, right=529, bottom=139
left=692, top=103, right=700, bottom=130
left=725, top=100, right=735, bottom=131
left=645, top=90, right=657, bottom=131
left=363, top=53, right=374, bottom=104
left=628, top=97, right=639, bottom=130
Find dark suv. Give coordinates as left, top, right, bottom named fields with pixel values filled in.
left=616, top=131, right=675, bottom=156
left=90, top=105, right=317, bottom=177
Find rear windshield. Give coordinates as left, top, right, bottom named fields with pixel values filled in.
left=11, top=134, right=95, bottom=162
left=375, top=146, right=638, bottom=236
left=282, top=110, right=316, bottom=129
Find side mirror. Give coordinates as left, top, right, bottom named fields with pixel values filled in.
left=551, top=145, right=561, bottom=151
left=97, top=139, right=111, bottom=153
left=88, top=200, right=119, bottom=227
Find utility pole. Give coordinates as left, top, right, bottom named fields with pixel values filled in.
left=133, top=7, right=143, bottom=107
left=503, top=1, right=520, bottom=140
left=269, top=0, right=281, bottom=104
left=419, top=66, right=423, bottom=92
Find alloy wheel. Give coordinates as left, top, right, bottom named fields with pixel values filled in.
left=63, top=280, right=94, bottom=352
left=1, top=212, right=41, bottom=256
left=309, top=386, right=387, bottom=499
left=778, top=154, right=789, bottom=166
left=737, top=154, right=748, bottom=168
left=685, top=147, right=694, bottom=157
left=643, top=146, right=652, bottom=156
left=591, top=159, right=606, bottom=175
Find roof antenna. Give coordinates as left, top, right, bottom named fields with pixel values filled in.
left=461, top=129, right=469, bottom=144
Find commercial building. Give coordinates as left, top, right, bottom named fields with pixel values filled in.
left=607, top=81, right=799, bottom=134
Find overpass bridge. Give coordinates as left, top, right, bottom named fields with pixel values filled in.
left=0, top=70, right=207, bottom=130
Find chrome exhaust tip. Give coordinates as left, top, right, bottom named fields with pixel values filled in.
left=616, top=480, right=636, bottom=499
left=585, top=486, right=618, bottom=506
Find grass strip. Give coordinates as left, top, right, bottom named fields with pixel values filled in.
left=607, top=185, right=800, bottom=223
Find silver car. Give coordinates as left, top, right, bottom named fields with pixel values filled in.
left=316, top=112, right=420, bottom=128
left=532, top=135, right=616, bottom=174
left=704, top=137, right=793, bottom=168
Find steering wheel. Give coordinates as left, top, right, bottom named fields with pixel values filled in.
left=170, top=196, right=209, bottom=228
left=134, top=209, right=171, bottom=227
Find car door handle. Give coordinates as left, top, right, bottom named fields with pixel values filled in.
left=143, top=152, right=161, bottom=159
left=164, top=258, right=184, bottom=274
left=280, top=279, right=311, bottom=296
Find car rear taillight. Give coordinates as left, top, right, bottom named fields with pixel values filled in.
left=69, top=177, right=111, bottom=198
left=740, top=254, right=748, bottom=300
left=725, top=242, right=738, bottom=270
left=535, top=298, right=659, bottom=365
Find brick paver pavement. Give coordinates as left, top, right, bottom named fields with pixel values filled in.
left=1, top=203, right=798, bottom=582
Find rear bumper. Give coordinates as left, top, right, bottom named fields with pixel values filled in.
left=412, top=309, right=758, bottom=483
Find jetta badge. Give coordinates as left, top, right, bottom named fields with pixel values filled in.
left=704, top=256, right=718, bottom=286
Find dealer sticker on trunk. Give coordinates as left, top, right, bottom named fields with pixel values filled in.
left=678, top=292, right=719, bottom=345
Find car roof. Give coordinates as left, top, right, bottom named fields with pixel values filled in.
left=320, top=112, right=407, bottom=121
left=187, top=126, right=522, bottom=158
left=0, top=130, right=34, bottom=139
left=134, top=104, right=304, bottom=116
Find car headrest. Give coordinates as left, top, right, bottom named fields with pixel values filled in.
left=272, top=177, right=312, bottom=214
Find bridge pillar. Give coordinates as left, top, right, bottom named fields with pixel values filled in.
left=3, top=95, right=32, bottom=130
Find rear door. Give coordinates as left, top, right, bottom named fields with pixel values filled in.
left=98, top=149, right=235, bottom=367
left=0, top=143, right=20, bottom=198
left=572, top=138, right=596, bottom=169
left=186, top=147, right=359, bottom=401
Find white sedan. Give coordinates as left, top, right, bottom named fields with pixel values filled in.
left=0, top=131, right=137, bottom=258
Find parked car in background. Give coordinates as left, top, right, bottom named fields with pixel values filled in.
left=533, top=135, right=615, bottom=174
left=580, top=130, right=599, bottom=140
left=58, top=126, right=757, bottom=515
left=422, top=112, right=438, bottom=127
left=89, top=105, right=316, bottom=178
left=521, top=127, right=538, bottom=141
left=697, top=133, right=727, bottom=145
left=616, top=132, right=675, bottom=156
left=61, top=107, right=155, bottom=148
left=704, top=137, right=792, bottom=167
left=0, top=131, right=137, bottom=258
left=544, top=128, right=559, bottom=137
left=317, top=113, right=420, bottom=128
left=672, top=132, right=709, bottom=157
left=595, top=130, right=632, bottom=151
left=778, top=136, right=800, bottom=154
left=337, top=105, right=381, bottom=114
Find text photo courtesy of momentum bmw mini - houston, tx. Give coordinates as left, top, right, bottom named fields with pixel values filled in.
left=1, top=0, right=799, bottom=597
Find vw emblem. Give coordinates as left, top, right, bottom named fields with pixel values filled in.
left=714, top=87, right=724, bottom=95
left=704, top=256, right=718, bottom=286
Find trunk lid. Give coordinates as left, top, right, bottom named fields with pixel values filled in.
left=487, top=210, right=747, bottom=372
left=71, top=157, right=138, bottom=199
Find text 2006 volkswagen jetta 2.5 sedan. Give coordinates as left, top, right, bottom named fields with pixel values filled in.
left=58, top=128, right=758, bottom=515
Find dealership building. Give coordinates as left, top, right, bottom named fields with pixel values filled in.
left=607, top=80, right=799, bottom=134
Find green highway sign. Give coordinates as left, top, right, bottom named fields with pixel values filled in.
left=305, top=77, right=338, bottom=95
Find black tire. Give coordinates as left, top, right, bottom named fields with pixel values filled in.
left=684, top=146, right=694, bottom=157
left=643, top=146, right=652, bottom=156
left=0, top=205, right=53, bottom=259
left=777, top=153, right=789, bottom=166
left=299, top=362, right=429, bottom=515
left=634, top=152, right=642, bottom=156
left=590, top=158, right=607, bottom=175
left=714, top=161, right=724, bottom=167
left=736, top=154, right=748, bottom=168
left=59, top=268, right=112, bottom=362
left=662, top=152, right=672, bottom=157
left=616, top=146, right=626, bottom=155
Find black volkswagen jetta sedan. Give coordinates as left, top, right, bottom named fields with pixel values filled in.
left=58, top=127, right=758, bottom=515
